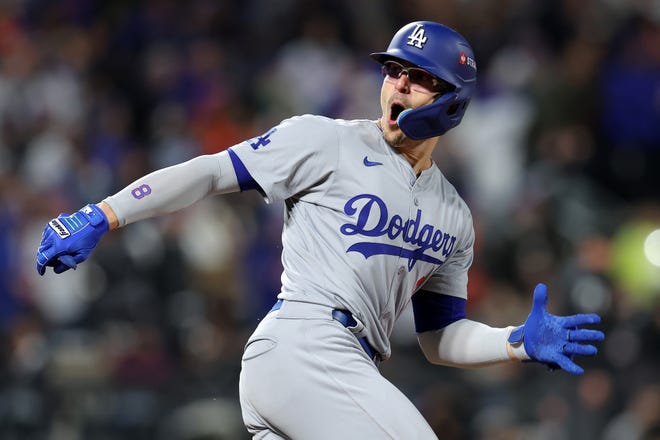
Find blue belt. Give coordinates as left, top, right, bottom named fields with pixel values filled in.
left=270, top=299, right=381, bottom=366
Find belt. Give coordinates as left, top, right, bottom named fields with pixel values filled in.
left=270, top=299, right=381, bottom=366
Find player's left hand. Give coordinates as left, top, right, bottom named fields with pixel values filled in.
left=36, top=204, right=109, bottom=275
left=508, top=283, right=605, bottom=375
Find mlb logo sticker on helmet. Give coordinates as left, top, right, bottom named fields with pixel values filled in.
left=459, top=52, right=477, bottom=70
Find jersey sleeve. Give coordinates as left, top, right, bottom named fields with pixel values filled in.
left=411, top=215, right=474, bottom=332
left=419, top=209, right=475, bottom=300
left=228, top=115, right=340, bottom=203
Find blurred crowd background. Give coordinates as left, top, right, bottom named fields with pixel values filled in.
left=0, top=0, right=659, bottom=439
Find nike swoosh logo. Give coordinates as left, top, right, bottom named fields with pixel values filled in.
left=363, top=156, right=383, bottom=167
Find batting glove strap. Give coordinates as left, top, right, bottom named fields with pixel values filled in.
left=36, top=204, right=109, bottom=275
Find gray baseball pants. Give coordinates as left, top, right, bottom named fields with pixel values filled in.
left=239, top=300, right=438, bottom=439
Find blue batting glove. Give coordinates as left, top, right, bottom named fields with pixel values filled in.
left=508, top=283, right=605, bottom=375
left=36, top=204, right=109, bottom=275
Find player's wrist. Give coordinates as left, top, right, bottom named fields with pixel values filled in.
left=79, top=204, right=108, bottom=229
left=506, top=325, right=530, bottom=362
left=96, top=201, right=119, bottom=230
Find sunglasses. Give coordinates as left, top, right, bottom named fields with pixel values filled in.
left=382, top=60, right=455, bottom=95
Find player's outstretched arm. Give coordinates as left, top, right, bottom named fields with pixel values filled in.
left=417, top=284, right=604, bottom=374
left=36, top=152, right=240, bottom=275
left=508, top=283, right=605, bottom=375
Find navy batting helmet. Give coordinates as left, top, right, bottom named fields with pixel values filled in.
left=370, top=21, right=477, bottom=139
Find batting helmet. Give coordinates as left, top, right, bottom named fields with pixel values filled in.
left=370, top=21, right=477, bottom=139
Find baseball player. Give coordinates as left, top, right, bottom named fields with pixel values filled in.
left=36, top=21, right=605, bottom=439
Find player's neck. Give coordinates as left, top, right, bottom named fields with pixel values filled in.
left=399, top=149, right=434, bottom=176
left=393, top=136, right=437, bottom=176
left=376, top=119, right=437, bottom=176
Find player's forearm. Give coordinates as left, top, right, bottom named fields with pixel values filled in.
left=417, top=319, right=530, bottom=367
left=102, top=152, right=239, bottom=228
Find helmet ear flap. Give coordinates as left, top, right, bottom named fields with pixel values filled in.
left=397, top=92, right=470, bottom=140
left=446, top=99, right=471, bottom=116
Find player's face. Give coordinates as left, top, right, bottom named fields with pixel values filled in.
left=378, top=61, right=442, bottom=147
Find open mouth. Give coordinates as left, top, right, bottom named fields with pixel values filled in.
left=389, top=102, right=406, bottom=124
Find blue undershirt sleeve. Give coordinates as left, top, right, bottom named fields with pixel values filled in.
left=228, top=148, right=263, bottom=193
left=411, top=290, right=467, bottom=333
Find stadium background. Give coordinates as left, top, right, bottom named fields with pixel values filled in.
left=0, top=0, right=659, bottom=438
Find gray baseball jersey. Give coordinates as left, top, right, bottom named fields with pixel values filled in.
left=97, top=112, right=477, bottom=438
left=230, top=114, right=474, bottom=361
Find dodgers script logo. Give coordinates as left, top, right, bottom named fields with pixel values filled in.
left=340, top=194, right=457, bottom=270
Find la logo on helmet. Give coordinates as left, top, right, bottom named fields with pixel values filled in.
left=406, top=24, right=428, bottom=49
